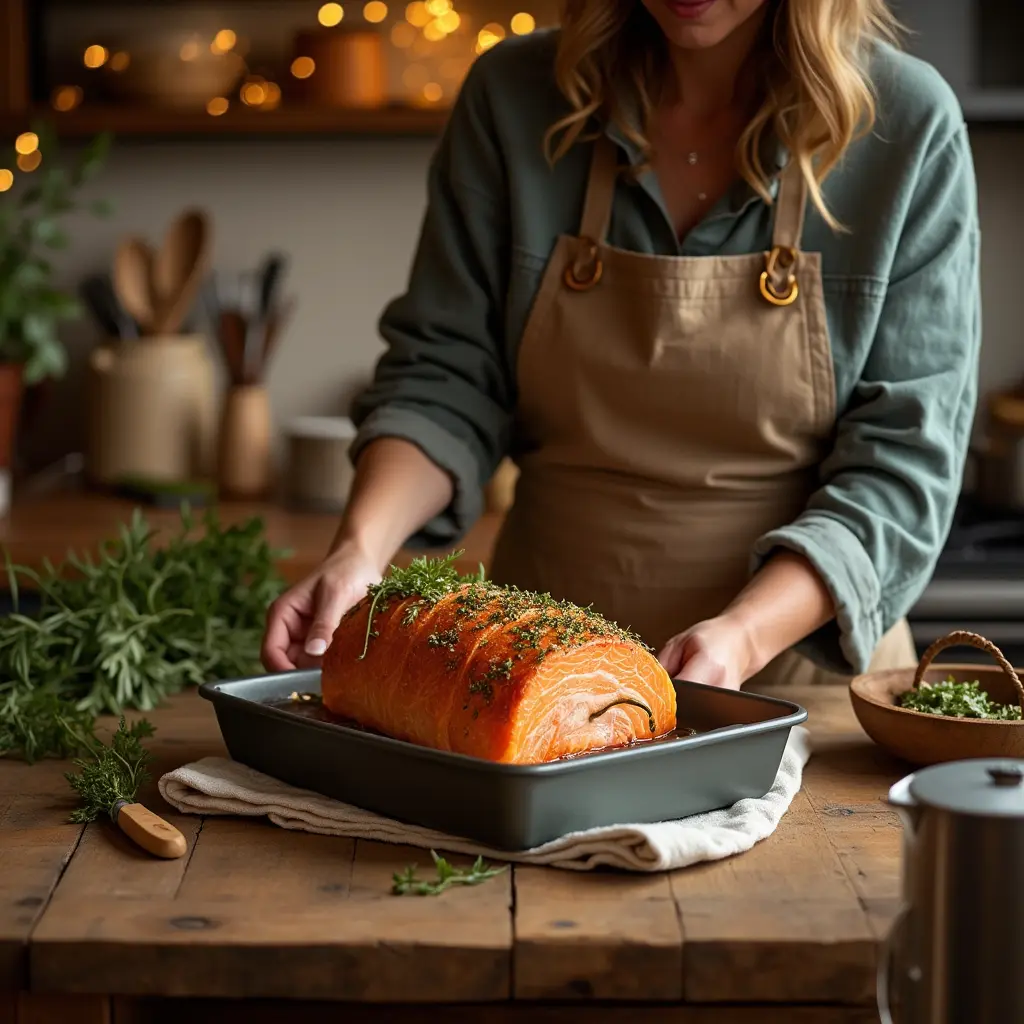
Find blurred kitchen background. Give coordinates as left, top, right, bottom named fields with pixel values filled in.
left=1, top=0, right=1023, bottom=658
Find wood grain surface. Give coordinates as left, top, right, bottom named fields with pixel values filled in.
left=0, top=493, right=912, bottom=1016
left=2, top=684, right=910, bottom=1010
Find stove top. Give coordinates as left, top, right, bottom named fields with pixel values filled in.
left=912, top=495, right=1024, bottom=628
left=935, top=497, right=1024, bottom=578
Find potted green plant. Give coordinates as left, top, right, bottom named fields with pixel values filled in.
left=0, top=122, right=113, bottom=476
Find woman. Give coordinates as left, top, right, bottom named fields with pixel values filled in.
left=262, top=0, right=980, bottom=691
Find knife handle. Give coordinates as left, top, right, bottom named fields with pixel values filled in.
left=116, top=802, right=188, bottom=859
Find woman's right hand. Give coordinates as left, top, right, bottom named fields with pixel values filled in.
left=261, top=538, right=383, bottom=672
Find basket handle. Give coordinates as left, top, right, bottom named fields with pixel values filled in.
left=913, top=630, right=1024, bottom=713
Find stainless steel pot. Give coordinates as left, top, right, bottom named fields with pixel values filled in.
left=879, top=758, right=1024, bottom=1023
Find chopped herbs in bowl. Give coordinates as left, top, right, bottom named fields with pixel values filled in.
left=897, top=676, right=1023, bottom=721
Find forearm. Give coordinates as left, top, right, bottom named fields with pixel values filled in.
left=722, top=552, right=836, bottom=678
left=329, top=437, right=454, bottom=571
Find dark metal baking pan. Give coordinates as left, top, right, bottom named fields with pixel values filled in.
left=199, top=672, right=807, bottom=851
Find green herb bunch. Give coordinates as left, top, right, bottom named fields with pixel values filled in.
left=0, top=122, right=113, bottom=383
left=65, top=716, right=155, bottom=823
left=0, top=504, right=288, bottom=762
left=392, top=850, right=506, bottom=896
left=898, top=676, right=1023, bottom=721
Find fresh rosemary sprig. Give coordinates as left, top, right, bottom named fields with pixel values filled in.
left=0, top=504, right=289, bottom=762
left=0, top=689, right=99, bottom=762
left=898, top=676, right=1023, bottom=720
left=359, top=550, right=484, bottom=658
left=391, top=850, right=507, bottom=896
left=64, top=716, right=156, bottom=824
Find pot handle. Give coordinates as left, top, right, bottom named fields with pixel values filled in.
left=912, top=630, right=1024, bottom=713
left=877, top=903, right=909, bottom=1024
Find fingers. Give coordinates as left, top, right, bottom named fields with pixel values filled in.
left=261, top=593, right=311, bottom=672
left=657, top=636, right=687, bottom=678
left=303, top=579, right=364, bottom=658
left=677, top=649, right=720, bottom=686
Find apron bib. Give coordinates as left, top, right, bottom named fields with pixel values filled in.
left=490, top=136, right=916, bottom=685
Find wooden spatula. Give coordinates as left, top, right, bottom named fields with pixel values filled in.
left=113, top=236, right=157, bottom=335
left=152, top=209, right=213, bottom=335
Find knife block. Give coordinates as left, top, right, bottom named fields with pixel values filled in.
left=217, top=383, right=274, bottom=500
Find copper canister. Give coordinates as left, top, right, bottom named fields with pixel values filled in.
left=293, top=28, right=387, bottom=108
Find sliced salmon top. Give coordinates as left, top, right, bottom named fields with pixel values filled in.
left=320, top=555, right=678, bottom=764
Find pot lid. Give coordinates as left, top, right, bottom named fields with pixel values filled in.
left=909, top=759, right=1024, bottom=817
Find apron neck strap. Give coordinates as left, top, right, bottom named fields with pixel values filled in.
left=771, top=156, right=808, bottom=252
left=579, top=136, right=619, bottom=243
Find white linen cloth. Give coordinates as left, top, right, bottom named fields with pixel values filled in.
left=158, top=725, right=810, bottom=872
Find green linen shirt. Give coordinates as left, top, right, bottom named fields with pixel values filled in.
left=350, top=29, right=981, bottom=675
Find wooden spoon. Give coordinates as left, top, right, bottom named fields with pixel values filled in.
left=113, top=237, right=156, bottom=335
left=152, top=209, right=212, bottom=335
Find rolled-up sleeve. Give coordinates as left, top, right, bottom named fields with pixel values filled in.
left=751, top=123, right=981, bottom=674
left=350, top=54, right=513, bottom=547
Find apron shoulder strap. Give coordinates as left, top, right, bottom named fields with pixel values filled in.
left=578, top=135, right=620, bottom=243
left=771, top=156, right=809, bottom=252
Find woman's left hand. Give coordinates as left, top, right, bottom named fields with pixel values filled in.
left=656, top=615, right=756, bottom=690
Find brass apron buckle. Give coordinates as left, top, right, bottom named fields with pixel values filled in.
left=564, top=238, right=603, bottom=292
left=759, top=245, right=799, bottom=307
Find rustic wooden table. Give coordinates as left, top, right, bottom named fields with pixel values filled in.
left=1, top=682, right=905, bottom=1024
left=0, top=490, right=903, bottom=1023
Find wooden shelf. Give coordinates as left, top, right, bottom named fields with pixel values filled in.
left=0, top=103, right=452, bottom=139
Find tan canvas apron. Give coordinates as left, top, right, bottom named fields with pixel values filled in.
left=489, top=136, right=917, bottom=686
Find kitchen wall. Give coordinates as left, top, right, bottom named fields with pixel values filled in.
left=20, top=126, right=1024, bottom=475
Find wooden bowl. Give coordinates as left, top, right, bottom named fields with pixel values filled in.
left=849, top=630, right=1024, bottom=766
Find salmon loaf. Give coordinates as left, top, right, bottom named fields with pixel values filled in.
left=321, top=555, right=678, bottom=764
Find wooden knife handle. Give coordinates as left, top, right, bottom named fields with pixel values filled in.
left=116, top=802, right=188, bottom=859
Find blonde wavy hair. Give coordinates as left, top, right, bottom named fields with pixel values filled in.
left=544, top=0, right=903, bottom=230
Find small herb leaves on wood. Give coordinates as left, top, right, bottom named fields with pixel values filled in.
left=0, top=505, right=288, bottom=762
left=898, top=676, right=1023, bottom=721
left=65, top=716, right=155, bottom=823
left=391, top=850, right=507, bottom=896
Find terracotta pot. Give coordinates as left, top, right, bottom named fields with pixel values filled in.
left=0, top=364, right=25, bottom=471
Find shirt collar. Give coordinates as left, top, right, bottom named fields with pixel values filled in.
left=602, top=104, right=790, bottom=214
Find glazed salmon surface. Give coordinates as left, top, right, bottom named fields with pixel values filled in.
left=321, top=561, right=677, bottom=764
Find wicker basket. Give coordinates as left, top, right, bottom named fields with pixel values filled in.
left=849, top=630, right=1024, bottom=766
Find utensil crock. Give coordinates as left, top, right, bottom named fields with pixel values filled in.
left=217, top=383, right=273, bottom=500
left=86, top=334, right=216, bottom=485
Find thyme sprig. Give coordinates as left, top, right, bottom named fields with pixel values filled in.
left=391, top=850, right=507, bottom=896
left=358, top=550, right=484, bottom=658
left=64, top=716, right=156, bottom=823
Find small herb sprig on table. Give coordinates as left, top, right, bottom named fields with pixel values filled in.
left=392, top=850, right=507, bottom=896
left=0, top=504, right=288, bottom=762
left=64, top=716, right=155, bottom=823
left=898, top=676, right=1023, bottom=721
